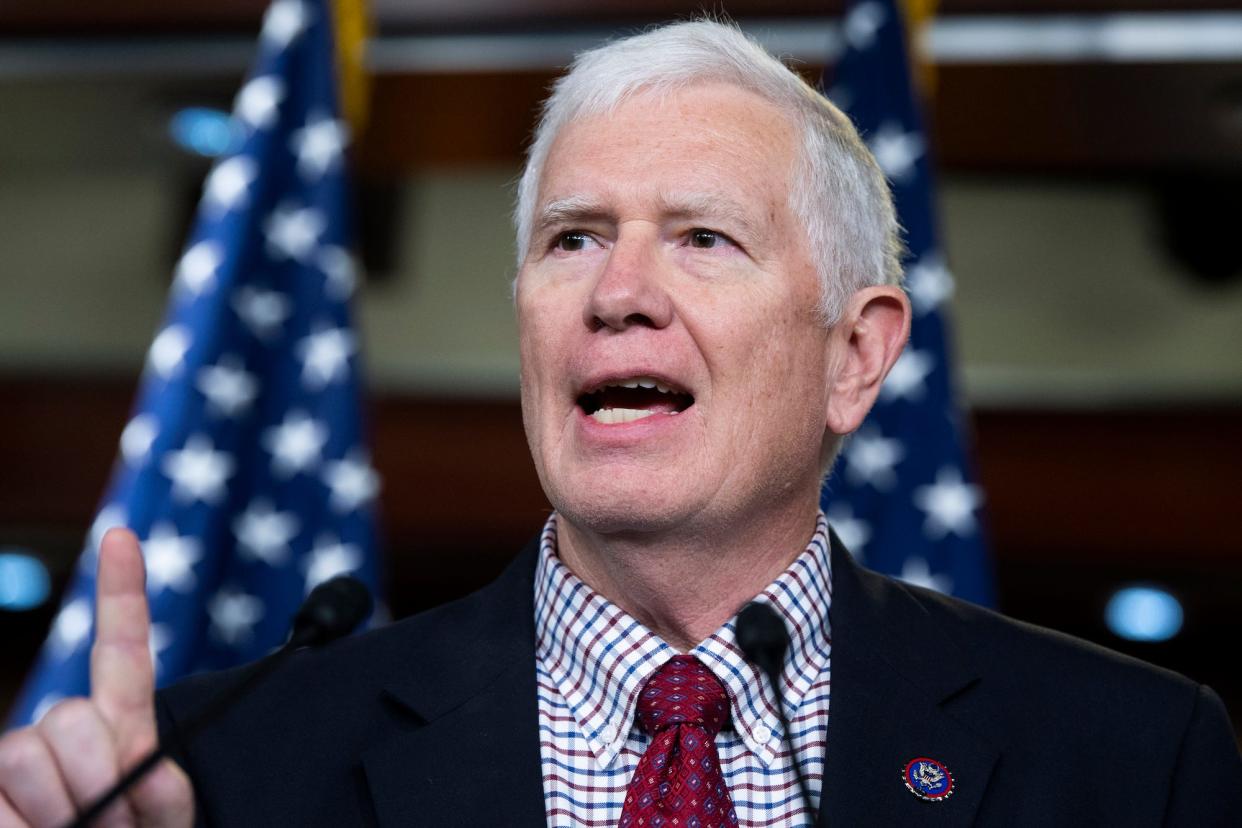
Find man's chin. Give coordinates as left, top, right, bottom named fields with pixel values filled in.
left=554, top=491, right=696, bottom=540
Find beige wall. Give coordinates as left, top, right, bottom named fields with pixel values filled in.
left=946, top=179, right=1242, bottom=406
left=2, top=162, right=1241, bottom=405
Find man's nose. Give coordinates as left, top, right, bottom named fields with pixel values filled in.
left=584, top=231, right=674, bottom=332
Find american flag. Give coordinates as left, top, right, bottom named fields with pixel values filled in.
left=9, top=0, right=381, bottom=726
left=820, top=0, right=995, bottom=605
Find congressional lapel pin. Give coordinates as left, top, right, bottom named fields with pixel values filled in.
left=902, top=757, right=954, bottom=802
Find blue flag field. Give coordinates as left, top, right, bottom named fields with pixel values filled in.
left=10, top=0, right=381, bottom=727
left=821, top=0, right=995, bottom=606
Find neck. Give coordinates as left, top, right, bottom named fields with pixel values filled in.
left=555, top=496, right=821, bottom=651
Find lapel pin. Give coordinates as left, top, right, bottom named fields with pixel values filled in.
left=902, top=757, right=954, bottom=802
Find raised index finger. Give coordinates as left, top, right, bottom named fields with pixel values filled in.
left=90, top=527, right=159, bottom=761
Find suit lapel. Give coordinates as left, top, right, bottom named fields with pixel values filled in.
left=362, top=542, right=548, bottom=827
left=819, top=535, right=1000, bottom=827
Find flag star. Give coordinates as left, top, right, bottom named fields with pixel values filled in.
left=290, top=112, right=348, bottom=181
left=899, top=557, right=953, bottom=595
left=147, top=325, right=191, bottom=380
left=324, top=451, right=380, bottom=513
left=209, top=588, right=265, bottom=646
left=906, top=253, right=955, bottom=315
left=161, top=433, right=235, bottom=505
left=174, top=241, right=223, bottom=297
left=233, top=498, right=300, bottom=566
left=843, top=1, right=886, bottom=50
left=261, top=0, right=311, bottom=50
left=234, top=75, right=286, bottom=131
left=825, top=503, right=871, bottom=561
left=843, top=429, right=905, bottom=490
left=202, top=156, right=257, bottom=215
left=233, top=285, right=292, bottom=341
left=49, top=598, right=93, bottom=659
left=868, top=121, right=924, bottom=183
left=196, top=355, right=259, bottom=418
left=148, top=623, right=174, bottom=676
left=303, top=535, right=362, bottom=592
left=913, top=467, right=984, bottom=539
left=121, top=414, right=159, bottom=465
left=264, top=201, right=326, bottom=263
left=317, top=245, right=357, bottom=300
left=263, top=411, right=328, bottom=478
left=297, top=325, right=356, bottom=390
left=142, top=523, right=202, bottom=594
left=880, top=349, right=936, bottom=403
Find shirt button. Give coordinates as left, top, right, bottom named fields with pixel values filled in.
left=601, top=725, right=618, bottom=743
left=754, top=725, right=772, bottom=743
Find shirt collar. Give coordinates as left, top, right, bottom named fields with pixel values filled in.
left=533, top=512, right=833, bottom=769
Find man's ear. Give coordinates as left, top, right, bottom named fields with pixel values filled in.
left=825, top=286, right=911, bottom=436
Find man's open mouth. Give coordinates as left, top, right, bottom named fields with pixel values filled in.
left=577, top=377, right=695, bottom=424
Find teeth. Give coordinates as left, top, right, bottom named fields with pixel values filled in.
left=601, top=376, right=678, bottom=394
left=590, top=407, right=658, bottom=424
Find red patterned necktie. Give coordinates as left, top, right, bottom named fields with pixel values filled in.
left=618, top=655, right=739, bottom=828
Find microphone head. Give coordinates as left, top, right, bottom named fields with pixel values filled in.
left=291, top=576, right=373, bottom=648
left=735, top=601, right=790, bottom=680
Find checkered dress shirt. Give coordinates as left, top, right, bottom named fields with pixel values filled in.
left=534, top=512, right=833, bottom=826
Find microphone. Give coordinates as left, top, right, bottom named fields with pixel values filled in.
left=736, top=601, right=819, bottom=826
left=67, top=576, right=373, bottom=828
left=291, top=574, right=374, bottom=648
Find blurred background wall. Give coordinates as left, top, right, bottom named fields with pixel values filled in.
left=2, top=0, right=1240, bottom=731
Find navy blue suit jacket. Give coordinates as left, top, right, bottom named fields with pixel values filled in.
left=158, top=534, right=1242, bottom=826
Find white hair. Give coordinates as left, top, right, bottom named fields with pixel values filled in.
left=514, top=19, right=903, bottom=324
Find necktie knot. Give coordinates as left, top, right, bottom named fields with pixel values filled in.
left=635, top=655, right=731, bottom=738
left=620, top=655, right=738, bottom=828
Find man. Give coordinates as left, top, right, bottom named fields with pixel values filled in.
left=2, top=20, right=1239, bottom=828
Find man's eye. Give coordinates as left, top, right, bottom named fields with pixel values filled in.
left=688, top=229, right=731, bottom=249
left=554, top=232, right=594, bottom=252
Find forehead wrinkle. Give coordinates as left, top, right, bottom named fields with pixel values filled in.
left=655, top=191, right=769, bottom=239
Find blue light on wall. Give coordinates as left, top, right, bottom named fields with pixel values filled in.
left=169, top=107, right=240, bottom=158
left=0, top=550, right=52, bottom=612
left=1105, top=585, right=1184, bottom=642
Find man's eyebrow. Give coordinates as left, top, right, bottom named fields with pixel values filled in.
left=534, top=196, right=614, bottom=233
left=534, top=192, right=768, bottom=237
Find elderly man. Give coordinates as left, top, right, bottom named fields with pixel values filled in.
left=2, top=19, right=1240, bottom=828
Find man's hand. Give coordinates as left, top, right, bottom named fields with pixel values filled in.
left=0, top=529, right=194, bottom=827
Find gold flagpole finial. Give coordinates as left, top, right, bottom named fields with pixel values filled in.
left=899, top=0, right=938, bottom=98
left=331, top=0, right=372, bottom=136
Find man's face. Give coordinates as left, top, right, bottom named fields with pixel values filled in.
left=516, top=82, right=836, bottom=539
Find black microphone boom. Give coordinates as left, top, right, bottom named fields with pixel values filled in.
left=66, top=576, right=373, bottom=828
left=736, top=601, right=820, bottom=827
